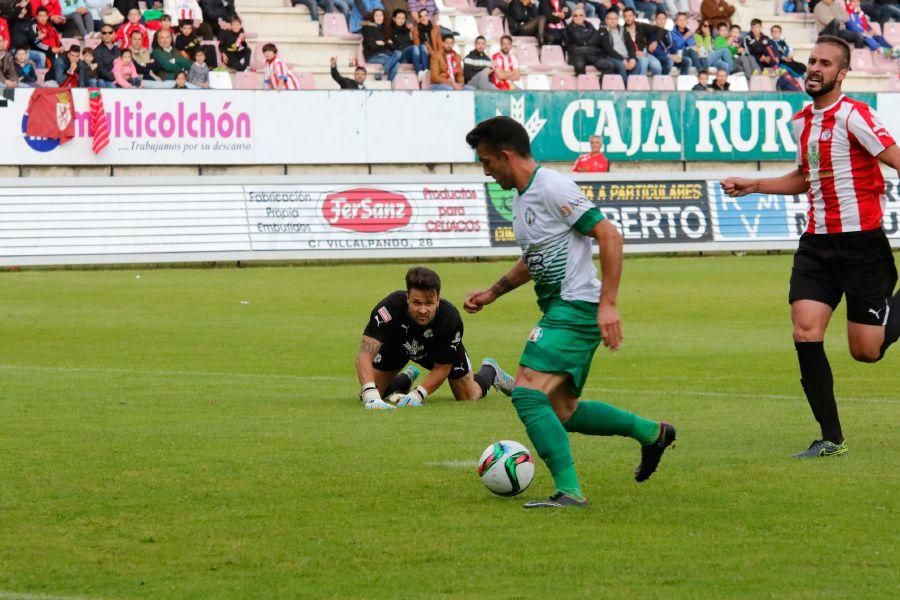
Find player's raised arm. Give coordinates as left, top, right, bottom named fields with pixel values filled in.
left=591, top=219, right=624, bottom=351
left=464, top=258, right=532, bottom=314
left=721, top=168, right=809, bottom=198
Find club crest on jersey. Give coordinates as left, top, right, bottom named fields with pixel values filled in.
left=820, top=129, right=831, bottom=141
left=423, top=329, right=433, bottom=338
left=525, top=208, right=536, bottom=226
left=377, top=306, right=392, bottom=325
left=528, top=327, right=543, bottom=343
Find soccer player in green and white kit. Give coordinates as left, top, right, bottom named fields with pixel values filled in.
left=464, top=117, right=677, bottom=508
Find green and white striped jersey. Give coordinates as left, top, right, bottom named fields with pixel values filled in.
left=512, top=166, right=606, bottom=312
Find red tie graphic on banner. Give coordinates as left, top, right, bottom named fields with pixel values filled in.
left=89, top=88, right=109, bottom=155
left=25, top=88, right=75, bottom=145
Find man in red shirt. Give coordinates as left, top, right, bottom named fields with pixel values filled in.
left=572, top=135, right=610, bottom=173
left=722, top=36, right=900, bottom=459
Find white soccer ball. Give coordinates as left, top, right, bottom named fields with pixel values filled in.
left=477, top=440, right=535, bottom=496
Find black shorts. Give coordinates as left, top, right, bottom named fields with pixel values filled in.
left=789, top=229, right=898, bottom=325
left=373, top=341, right=472, bottom=380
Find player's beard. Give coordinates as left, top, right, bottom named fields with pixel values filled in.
left=806, top=74, right=837, bottom=98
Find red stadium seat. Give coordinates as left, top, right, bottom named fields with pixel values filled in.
left=651, top=75, right=675, bottom=90
left=576, top=74, right=600, bottom=90
left=749, top=75, right=775, bottom=91
left=391, top=72, right=420, bottom=90
left=480, top=15, right=505, bottom=40
left=601, top=74, right=625, bottom=90
left=322, top=13, right=361, bottom=41
left=850, top=49, right=877, bottom=73
left=234, top=71, right=260, bottom=90
left=550, top=74, right=577, bottom=90
left=444, top=0, right=487, bottom=15
left=514, top=44, right=543, bottom=69
left=512, top=36, right=538, bottom=47
left=626, top=74, right=650, bottom=90
left=539, top=45, right=571, bottom=71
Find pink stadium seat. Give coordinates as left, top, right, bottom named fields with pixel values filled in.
left=689, top=0, right=701, bottom=16
left=392, top=72, right=420, bottom=90
left=601, top=74, right=625, bottom=90
left=322, top=13, right=361, bottom=41
left=443, top=0, right=486, bottom=15
left=234, top=71, right=260, bottom=90
left=550, top=74, right=577, bottom=90
left=626, top=74, right=650, bottom=90
left=421, top=71, right=433, bottom=90
left=870, top=22, right=882, bottom=36
left=749, top=75, right=775, bottom=91
left=511, top=36, right=538, bottom=46
left=887, top=77, right=900, bottom=92
left=296, top=71, right=316, bottom=90
left=850, top=49, right=877, bottom=73
left=515, top=44, right=543, bottom=69
left=35, top=68, right=47, bottom=85
left=687, top=18, right=699, bottom=33
left=576, top=74, right=600, bottom=90
left=651, top=75, right=675, bottom=91
left=873, top=50, right=899, bottom=74
left=539, top=44, right=570, bottom=70
left=61, top=37, right=79, bottom=50
left=84, top=36, right=101, bottom=50
left=884, top=22, right=900, bottom=46
left=480, top=15, right=505, bottom=40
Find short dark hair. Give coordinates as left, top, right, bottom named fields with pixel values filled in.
left=465, top=116, right=532, bottom=158
left=392, top=8, right=407, bottom=18
left=622, top=7, right=635, bottom=14
left=815, top=35, right=851, bottom=70
left=231, top=15, right=242, bottom=23
left=406, top=266, right=441, bottom=294
left=750, top=18, right=762, bottom=26
left=655, top=10, right=667, bottom=17
left=500, top=35, right=512, bottom=43
left=475, top=35, right=485, bottom=42
left=262, top=43, right=278, bottom=54
left=36, top=6, right=48, bottom=13
left=69, top=44, right=81, bottom=53
left=355, top=66, right=367, bottom=74
left=770, top=24, right=782, bottom=32
left=442, top=32, right=454, bottom=41
left=120, top=48, right=132, bottom=58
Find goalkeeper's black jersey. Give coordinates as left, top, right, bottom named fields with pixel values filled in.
left=362, top=291, right=464, bottom=365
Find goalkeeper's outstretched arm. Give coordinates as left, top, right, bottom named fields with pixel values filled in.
left=463, top=258, right=532, bottom=314
left=356, top=336, right=385, bottom=405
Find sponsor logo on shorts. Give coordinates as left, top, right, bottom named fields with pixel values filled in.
left=528, top=326, right=543, bottom=343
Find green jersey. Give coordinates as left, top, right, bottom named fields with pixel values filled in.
left=512, top=166, right=605, bottom=312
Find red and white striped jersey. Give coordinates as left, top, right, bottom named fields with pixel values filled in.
left=264, top=57, right=299, bottom=90
left=793, top=95, right=895, bottom=234
left=491, top=51, right=518, bottom=90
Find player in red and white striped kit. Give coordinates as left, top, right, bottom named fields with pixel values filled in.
left=261, top=43, right=299, bottom=91
left=722, top=36, right=900, bottom=459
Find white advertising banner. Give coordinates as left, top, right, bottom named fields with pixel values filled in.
left=0, top=89, right=475, bottom=165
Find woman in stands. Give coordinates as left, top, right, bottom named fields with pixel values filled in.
left=386, top=8, right=428, bottom=79
left=361, top=7, right=400, bottom=80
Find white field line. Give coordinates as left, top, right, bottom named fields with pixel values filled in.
left=1, top=364, right=895, bottom=404
left=425, top=460, right=478, bottom=469
left=0, top=592, right=103, bottom=600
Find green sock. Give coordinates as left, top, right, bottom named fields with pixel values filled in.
left=511, top=387, right=583, bottom=499
left=564, top=401, right=660, bottom=446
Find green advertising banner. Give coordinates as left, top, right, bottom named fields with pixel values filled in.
left=475, top=92, right=878, bottom=163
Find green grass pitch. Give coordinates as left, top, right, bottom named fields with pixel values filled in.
left=0, top=256, right=897, bottom=599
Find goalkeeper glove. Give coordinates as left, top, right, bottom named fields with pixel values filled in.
left=361, top=382, right=394, bottom=410
left=396, top=386, right=427, bottom=408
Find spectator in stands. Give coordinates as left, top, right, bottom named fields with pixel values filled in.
left=217, top=14, right=249, bottom=71
left=692, top=69, right=712, bottom=90
left=769, top=24, right=807, bottom=76
left=694, top=20, right=733, bottom=73
left=507, top=0, right=546, bottom=45
left=649, top=10, right=674, bottom=73
left=199, top=0, right=235, bottom=36
left=330, top=55, right=367, bottom=88
left=32, top=7, right=66, bottom=82
left=114, top=0, right=139, bottom=21
left=175, top=19, right=213, bottom=66
left=0, top=39, right=18, bottom=88
left=93, top=23, right=118, bottom=85
left=10, top=0, right=47, bottom=68
left=152, top=27, right=190, bottom=79
left=349, top=0, right=383, bottom=33
left=31, top=0, right=65, bottom=27
left=598, top=9, right=637, bottom=78
left=566, top=1, right=596, bottom=19
left=871, top=0, right=900, bottom=28
left=727, top=23, right=757, bottom=76
left=710, top=66, right=729, bottom=89
left=700, top=0, right=734, bottom=29
left=846, top=0, right=895, bottom=52
left=669, top=12, right=697, bottom=74
left=539, top=0, right=568, bottom=45
left=173, top=67, right=187, bottom=86
left=623, top=7, right=662, bottom=75
left=60, top=0, right=93, bottom=38
left=188, top=46, right=208, bottom=86
left=61, top=43, right=89, bottom=85
left=115, top=8, right=148, bottom=49
left=814, top=0, right=864, bottom=47
left=430, top=32, right=470, bottom=89
left=476, top=0, right=509, bottom=16
left=743, top=18, right=776, bottom=73
left=463, top=34, right=497, bottom=89
left=0, top=14, right=10, bottom=53
left=165, top=0, right=214, bottom=40
left=565, top=6, right=604, bottom=75
left=113, top=46, right=141, bottom=85
left=491, top=34, right=520, bottom=89
left=13, top=46, right=40, bottom=86
left=411, top=8, right=439, bottom=68
left=125, top=29, right=152, bottom=77
left=262, top=42, right=299, bottom=89
left=387, top=9, right=428, bottom=77
left=572, top=135, right=610, bottom=173
left=407, top=0, right=437, bottom=22
left=85, top=0, right=109, bottom=32
left=361, top=8, right=401, bottom=80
